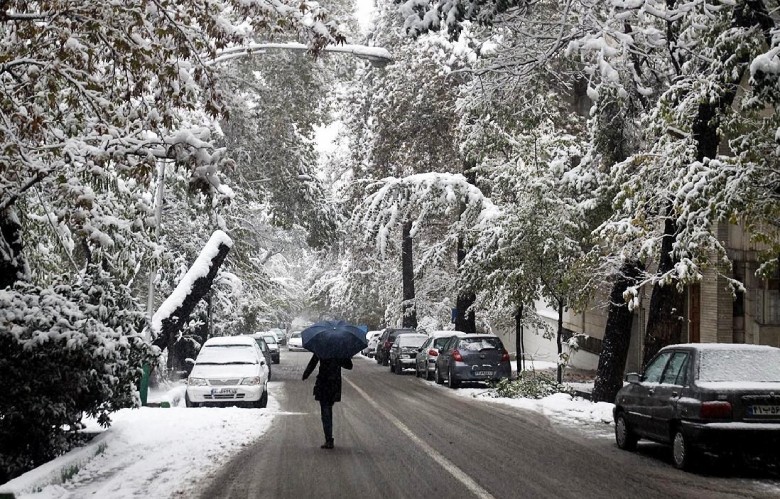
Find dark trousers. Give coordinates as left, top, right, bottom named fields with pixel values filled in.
left=320, top=400, right=334, bottom=441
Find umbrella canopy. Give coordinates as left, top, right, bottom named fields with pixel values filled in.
left=301, top=320, right=368, bottom=359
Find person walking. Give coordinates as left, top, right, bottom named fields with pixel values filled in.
left=302, top=354, right=353, bottom=449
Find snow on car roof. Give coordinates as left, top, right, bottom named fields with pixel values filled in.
left=663, top=343, right=779, bottom=351
left=203, top=336, right=256, bottom=346
left=430, top=331, right=466, bottom=338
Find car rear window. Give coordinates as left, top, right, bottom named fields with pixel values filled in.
left=699, top=349, right=780, bottom=382
left=458, top=337, right=502, bottom=351
left=433, top=337, right=452, bottom=349
left=388, top=329, right=415, bottom=341
left=263, top=335, right=277, bottom=344
left=398, top=335, right=428, bottom=348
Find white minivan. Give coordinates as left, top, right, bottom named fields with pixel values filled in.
left=185, top=336, right=269, bottom=408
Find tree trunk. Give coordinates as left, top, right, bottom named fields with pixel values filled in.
left=455, top=163, right=477, bottom=334
left=592, top=260, right=643, bottom=403
left=557, top=299, right=564, bottom=384
left=0, top=208, right=24, bottom=289
left=401, top=221, right=417, bottom=328
left=514, top=304, right=525, bottom=375
left=454, top=232, right=476, bottom=333
left=153, top=240, right=232, bottom=354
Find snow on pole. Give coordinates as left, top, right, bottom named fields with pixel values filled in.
left=150, top=230, right=233, bottom=350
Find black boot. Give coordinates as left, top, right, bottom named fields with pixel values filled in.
left=321, top=439, right=334, bottom=449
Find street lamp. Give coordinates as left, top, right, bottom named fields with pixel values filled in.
left=207, top=42, right=394, bottom=68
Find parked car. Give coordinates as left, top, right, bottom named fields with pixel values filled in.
left=389, top=333, right=429, bottom=374
left=613, top=343, right=780, bottom=470
left=247, top=334, right=273, bottom=380
left=186, top=336, right=269, bottom=408
left=269, top=327, right=287, bottom=346
left=415, top=331, right=467, bottom=380
left=288, top=331, right=304, bottom=351
left=375, top=328, right=416, bottom=366
left=434, top=334, right=511, bottom=388
left=362, top=330, right=382, bottom=357
left=261, top=333, right=281, bottom=364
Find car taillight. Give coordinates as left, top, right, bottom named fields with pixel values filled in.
left=500, top=349, right=510, bottom=362
left=700, top=401, right=732, bottom=419
left=452, top=349, right=463, bottom=362
left=428, top=349, right=438, bottom=356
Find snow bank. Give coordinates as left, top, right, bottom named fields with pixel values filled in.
left=2, top=384, right=277, bottom=499
left=151, top=230, right=233, bottom=335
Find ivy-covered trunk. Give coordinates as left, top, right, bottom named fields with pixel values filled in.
left=401, top=221, right=417, bottom=328
left=0, top=207, right=24, bottom=289
left=455, top=233, right=476, bottom=334
left=592, top=260, right=643, bottom=403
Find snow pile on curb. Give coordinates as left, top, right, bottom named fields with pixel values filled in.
left=1, top=385, right=277, bottom=499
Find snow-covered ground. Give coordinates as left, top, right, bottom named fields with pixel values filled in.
left=2, top=360, right=607, bottom=498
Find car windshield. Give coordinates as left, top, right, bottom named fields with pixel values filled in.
left=698, top=348, right=780, bottom=382
left=196, top=345, right=257, bottom=365
left=458, top=337, right=501, bottom=351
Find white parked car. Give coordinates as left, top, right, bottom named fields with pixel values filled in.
left=186, top=336, right=269, bottom=408
left=288, top=331, right=304, bottom=351
left=362, top=330, right=382, bottom=357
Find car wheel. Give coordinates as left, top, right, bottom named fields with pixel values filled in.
left=435, top=365, right=444, bottom=385
left=390, top=361, right=395, bottom=373
left=382, top=357, right=389, bottom=366
left=185, top=392, right=198, bottom=408
left=256, top=388, right=268, bottom=409
left=614, top=412, right=638, bottom=451
left=672, top=428, right=696, bottom=471
left=396, top=363, right=404, bottom=375
left=426, top=368, right=433, bottom=381
left=447, top=367, right=460, bottom=389
left=415, top=365, right=421, bottom=378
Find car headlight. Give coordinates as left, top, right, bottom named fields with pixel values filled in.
left=188, top=377, right=208, bottom=386
left=240, top=376, right=263, bottom=386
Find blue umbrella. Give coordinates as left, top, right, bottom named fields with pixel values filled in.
left=301, top=320, right=368, bottom=359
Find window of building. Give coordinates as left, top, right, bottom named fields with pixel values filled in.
left=757, top=278, right=780, bottom=325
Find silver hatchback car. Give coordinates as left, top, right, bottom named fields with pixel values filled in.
left=434, top=334, right=511, bottom=388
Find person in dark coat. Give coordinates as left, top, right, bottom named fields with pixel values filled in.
left=302, top=354, right=353, bottom=449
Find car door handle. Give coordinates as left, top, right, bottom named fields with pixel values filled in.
left=672, top=391, right=678, bottom=397
left=648, top=389, right=655, bottom=395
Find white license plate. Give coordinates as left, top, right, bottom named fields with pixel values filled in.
left=212, top=388, right=237, bottom=395
left=749, top=405, right=780, bottom=416
left=475, top=371, right=494, bottom=377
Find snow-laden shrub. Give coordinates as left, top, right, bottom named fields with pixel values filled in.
left=492, top=372, right=573, bottom=399
left=0, top=267, right=158, bottom=482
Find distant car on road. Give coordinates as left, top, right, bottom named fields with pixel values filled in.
left=415, top=331, right=467, bottom=380
left=269, top=328, right=287, bottom=346
left=288, top=331, right=304, bottom=351
left=613, top=343, right=780, bottom=470
left=375, top=328, right=416, bottom=366
left=434, top=334, right=511, bottom=388
left=362, top=330, right=382, bottom=358
left=260, top=333, right=281, bottom=364
left=389, top=333, right=429, bottom=374
left=186, top=336, right=269, bottom=408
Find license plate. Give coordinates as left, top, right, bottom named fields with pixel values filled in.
left=749, top=405, right=780, bottom=416
left=212, top=388, right=237, bottom=395
left=475, top=371, right=494, bottom=377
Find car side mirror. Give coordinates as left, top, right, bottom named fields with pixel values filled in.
left=625, top=373, right=640, bottom=384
